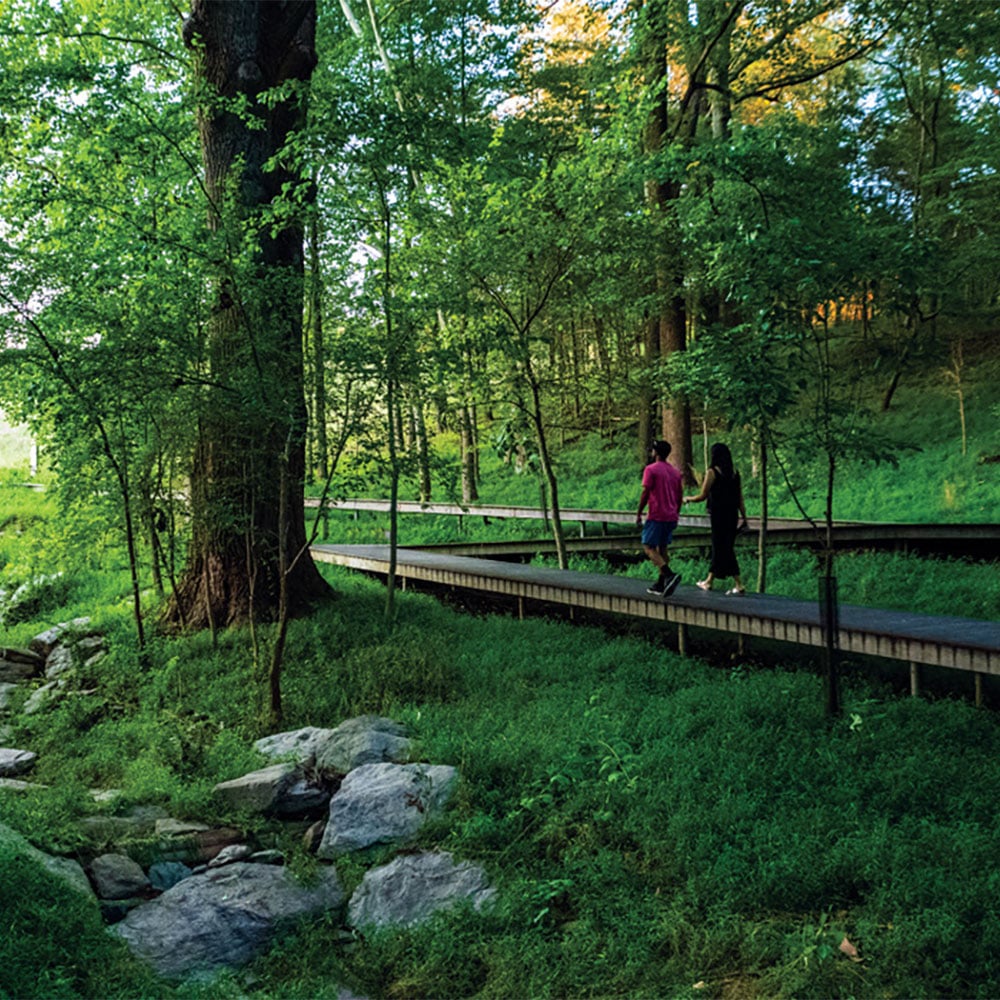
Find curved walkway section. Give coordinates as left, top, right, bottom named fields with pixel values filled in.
left=311, top=545, right=1000, bottom=677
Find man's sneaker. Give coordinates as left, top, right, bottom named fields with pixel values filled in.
left=646, top=579, right=666, bottom=596
left=661, top=571, right=682, bottom=597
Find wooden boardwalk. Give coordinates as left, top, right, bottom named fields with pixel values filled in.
left=308, top=498, right=1000, bottom=557
left=311, top=544, right=1000, bottom=678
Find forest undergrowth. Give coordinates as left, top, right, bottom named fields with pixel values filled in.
left=3, top=560, right=1000, bottom=999
left=0, top=346, right=998, bottom=999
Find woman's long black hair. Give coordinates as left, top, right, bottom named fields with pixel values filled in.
left=710, top=442, right=735, bottom=478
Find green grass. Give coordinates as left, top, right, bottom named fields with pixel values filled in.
left=1, top=340, right=998, bottom=997
left=3, top=564, right=1000, bottom=997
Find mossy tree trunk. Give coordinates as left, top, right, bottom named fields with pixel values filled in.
left=167, top=0, right=329, bottom=630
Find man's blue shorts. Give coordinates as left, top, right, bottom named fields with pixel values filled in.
left=642, top=520, right=677, bottom=549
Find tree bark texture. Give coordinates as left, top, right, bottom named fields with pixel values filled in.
left=640, top=2, right=695, bottom=485
left=168, top=0, right=329, bottom=629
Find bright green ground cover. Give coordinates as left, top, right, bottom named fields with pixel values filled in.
left=3, top=566, right=1000, bottom=999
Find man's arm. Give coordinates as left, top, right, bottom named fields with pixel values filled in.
left=636, top=485, right=650, bottom=524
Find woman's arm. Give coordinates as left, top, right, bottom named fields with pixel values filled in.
left=684, top=468, right=715, bottom=505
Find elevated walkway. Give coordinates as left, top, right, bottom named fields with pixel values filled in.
left=311, top=544, right=1000, bottom=679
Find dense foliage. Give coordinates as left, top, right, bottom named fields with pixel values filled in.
left=0, top=1, right=997, bottom=995
left=0, top=346, right=998, bottom=996
left=1, top=0, right=998, bottom=621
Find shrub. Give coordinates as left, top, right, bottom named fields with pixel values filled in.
left=0, top=571, right=71, bottom=626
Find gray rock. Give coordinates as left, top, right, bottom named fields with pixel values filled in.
left=0, top=648, right=45, bottom=685
left=154, top=817, right=210, bottom=837
left=213, top=762, right=298, bottom=813
left=75, top=635, right=106, bottom=657
left=0, top=821, right=93, bottom=897
left=313, top=716, right=411, bottom=775
left=213, top=763, right=328, bottom=816
left=44, top=644, right=76, bottom=680
left=0, top=777, right=45, bottom=793
left=89, top=788, right=124, bottom=805
left=254, top=726, right=332, bottom=765
left=113, top=861, right=345, bottom=980
left=206, top=843, right=252, bottom=868
left=148, top=861, right=191, bottom=891
left=0, top=658, right=39, bottom=684
left=317, top=762, right=458, bottom=859
left=0, top=646, right=45, bottom=668
left=29, top=619, right=91, bottom=658
left=90, top=853, right=151, bottom=900
left=22, top=682, right=59, bottom=715
left=348, top=851, right=495, bottom=930
left=0, top=748, right=36, bottom=777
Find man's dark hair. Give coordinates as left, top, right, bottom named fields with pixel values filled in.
left=653, top=440, right=672, bottom=460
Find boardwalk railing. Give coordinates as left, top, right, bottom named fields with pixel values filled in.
left=307, top=498, right=1000, bottom=555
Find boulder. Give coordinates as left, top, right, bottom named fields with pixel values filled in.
left=0, top=646, right=45, bottom=670
left=29, top=619, right=91, bottom=658
left=348, top=851, right=495, bottom=930
left=154, top=817, right=210, bottom=838
left=317, top=762, right=458, bottom=859
left=0, top=657, right=40, bottom=684
left=206, top=843, right=252, bottom=868
left=0, top=748, right=36, bottom=777
left=89, top=853, right=150, bottom=900
left=313, top=716, right=411, bottom=775
left=0, top=778, right=45, bottom=793
left=0, top=683, right=17, bottom=711
left=22, top=682, right=60, bottom=715
left=254, top=726, right=332, bottom=764
left=113, top=861, right=345, bottom=980
left=75, top=635, right=106, bottom=658
left=44, top=644, right=76, bottom=680
left=0, top=820, right=93, bottom=897
left=213, top=763, right=329, bottom=816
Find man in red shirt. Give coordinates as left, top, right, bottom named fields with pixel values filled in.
left=636, top=440, right=683, bottom=597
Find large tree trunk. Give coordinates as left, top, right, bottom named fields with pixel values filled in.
left=168, top=0, right=329, bottom=629
left=640, top=2, right=695, bottom=482
left=660, top=292, right=694, bottom=485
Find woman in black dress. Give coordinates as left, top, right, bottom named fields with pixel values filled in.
left=683, top=443, right=748, bottom=594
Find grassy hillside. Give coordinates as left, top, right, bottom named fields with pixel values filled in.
left=0, top=339, right=997, bottom=998
left=2, top=564, right=1000, bottom=998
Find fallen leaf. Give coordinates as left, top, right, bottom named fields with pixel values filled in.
left=839, top=936, right=862, bottom=962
